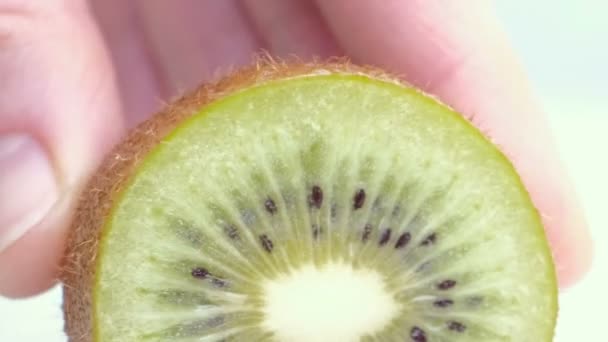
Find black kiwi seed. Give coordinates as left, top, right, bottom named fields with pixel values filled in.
left=433, top=299, right=454, bottom=308
left=437, top=279, right=457, bottom=290
left=223, top=225, right=240, bottom=240
left=420, top=232, right=437, bottom=246
left=362, top=223, right=373, bottom=242
left=308, top=185, right=323, bottom=209
left=410, top=326, right=427, bottom=342
left=191, top=268, right=227, bottom=288
left=394, top=232, right=411, bottom=249
left=353, top=189, right=366, bottom=209
left=259, top=234, right=274, bottom=253
left=264, top=198, right=277, bottom=215
left=378, top=229, right=392, bottom=246
left=448, top=321, right=467, bottom=332
left=191, top=267, right=209, bottom=279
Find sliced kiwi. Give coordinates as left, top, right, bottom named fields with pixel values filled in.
left=62, top=62, right=557, bottom=342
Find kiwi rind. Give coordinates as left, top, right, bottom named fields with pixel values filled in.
left=61, top=58, right=558, bottom=341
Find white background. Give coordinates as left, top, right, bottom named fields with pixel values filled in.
left=1, top=1, right=607, bottom=341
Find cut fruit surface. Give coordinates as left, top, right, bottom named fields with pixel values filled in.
left=63, top=64, right=557, bottom=342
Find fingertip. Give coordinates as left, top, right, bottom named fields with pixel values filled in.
left=541, top=186, right=594, bottom=289
left=519, top=155, right=594, bottom=288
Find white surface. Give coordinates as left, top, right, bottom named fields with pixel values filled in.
left=548, top=104, right=607, bottom=341
left=1, top=2, right=606, bottom=341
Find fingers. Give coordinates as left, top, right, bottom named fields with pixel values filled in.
left=134, top=0, right=260, bottom=98
left=93, top=0, right=342, bottom=129
left=0, top=1, right=124, bottom=297
left=315, top=0, right=592, bottom=287
left=90, top=0, right=163, bottom=127
left=242, top=0, right=341, bottom=59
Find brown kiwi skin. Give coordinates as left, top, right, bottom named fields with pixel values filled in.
left=60, top=57, right=405, bottom=341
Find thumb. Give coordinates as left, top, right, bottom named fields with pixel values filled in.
left=0, top=1, right=124, bottom=297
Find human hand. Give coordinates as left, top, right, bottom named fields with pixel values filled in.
left=0, top=0, right=592, bottom=297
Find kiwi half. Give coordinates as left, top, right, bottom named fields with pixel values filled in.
left=62, top=61, right=558, bottom=342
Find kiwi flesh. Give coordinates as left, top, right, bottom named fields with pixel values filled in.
left=62, top=61, right=558, bottom=342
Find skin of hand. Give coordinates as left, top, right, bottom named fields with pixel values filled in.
left=0, top=0, right=593, bottom=298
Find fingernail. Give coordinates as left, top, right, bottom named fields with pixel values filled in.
left=0, top=134, right=58, bottom=252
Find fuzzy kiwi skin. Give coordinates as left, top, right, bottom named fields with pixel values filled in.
left=60, top=59, right=557, bottom=341
left=60, top=59, right=408, bottom=341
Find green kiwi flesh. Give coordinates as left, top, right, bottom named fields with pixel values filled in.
left=63, top=64, right=557, bottom=341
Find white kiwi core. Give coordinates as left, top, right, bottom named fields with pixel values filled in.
left=261, top=263, right=399, bottom=342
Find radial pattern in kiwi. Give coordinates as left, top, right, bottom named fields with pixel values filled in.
left=94, top=75, right=557, bottom=342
